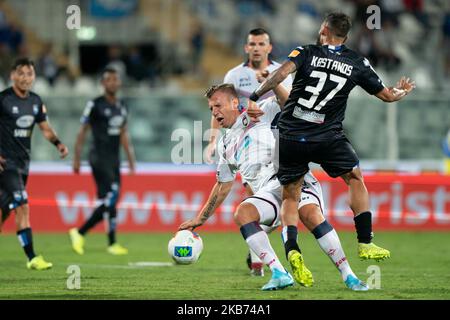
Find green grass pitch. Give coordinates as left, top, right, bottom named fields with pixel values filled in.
left=1, top=231, right=449, bottom=299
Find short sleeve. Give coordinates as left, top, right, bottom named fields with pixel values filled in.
left=35, top=101, right=48, bottom=123
left=80, top=100, right=95, bottom=124
left=354, top=58, right=385, bottom=95
left=216, top=140, right=237, bottom=183
left=287, top=46, right=308, bottom=70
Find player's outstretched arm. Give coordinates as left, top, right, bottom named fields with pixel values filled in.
left=72, top=124, right=90, bottom=174
left=38, top=121, right=69, bottom=159
left=179, top=181, right=233, bottom=231
left=120, top=125, right=136, bottom=175
left=375, top=77, right=416, bottom=102
left=250, top=60, right=296, bottom=101
left=256, top=70, right=290, bottom=107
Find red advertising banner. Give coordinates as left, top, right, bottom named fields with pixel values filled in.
left=2, top=171, right=450, bottom=232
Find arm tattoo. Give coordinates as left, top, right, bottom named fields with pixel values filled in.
left=201, top=194, right=218, bottom=222
left=254, top=61, right=296, bottom=97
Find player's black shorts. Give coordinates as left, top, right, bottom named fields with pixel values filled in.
left=0, top=168, right=29, bottom=216
left=89, top=155, right=121, bottom=200
left=277, top=135, right=359, bottom=185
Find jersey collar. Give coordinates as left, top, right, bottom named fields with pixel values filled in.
left=326, top=44, right=345, bottom=52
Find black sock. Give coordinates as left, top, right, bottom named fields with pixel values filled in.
left=354, top=211, right=373, bottom=244
left=107, top=207, right=117, bottom=246
left=79, top=204, right=106, bottom=235
left=283, top=225, right=301, bottom=259
left=17, top=228, right=36, bottom=261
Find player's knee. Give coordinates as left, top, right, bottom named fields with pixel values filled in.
left=234, top=202, right=259, bottom=227
left=341, top=169, right=364, bottom=185
left=298, top=204, right=324, bottom=231
left=104, top=183, right=120, bottom=208
left=283, top=181, right=302, bottom=201
left=10, top=191, right=28, bottom=211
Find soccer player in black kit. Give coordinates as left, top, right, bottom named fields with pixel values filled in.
left=248, top=12, right=415, bottom=273
left=0, top=58, right=69, bottom=270
left=70, top=68, right=135, bottom=256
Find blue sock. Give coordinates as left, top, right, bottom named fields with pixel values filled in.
left=17, top=228, right=36, bottom=261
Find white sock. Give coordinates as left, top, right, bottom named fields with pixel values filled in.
left=246, top=231, right=285, bottom=272
left=250, top=224, right=277, bottom=264
left=313, top=222, right=355, bottom=282
left=249, top=248, right=262, bottom=264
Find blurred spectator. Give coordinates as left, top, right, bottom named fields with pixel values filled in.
left=354, top=25, right=379, bottom=63
left=0, top=20, right=24, bottom=54
left=126, top=46, right=148, bottom=81
left=0, top=10, right=7, bottom=27
left=442, top=12, right=450, bottom=78
left=189, top=21, right=205, bottom=75
left=403, top=0, right=429, bottom=28
left=105, top=45, right=127, bottom=79
left=35, top=43, right=60, bottom=86
left=0, top=43, right=13, bottom=83
left=354, top=21, right=401, bottom=70
left=380, top=0, right=404, bottom=26
left=373, top=19, right=401, bottom=70
left=234, top=0, right=275, bottom=17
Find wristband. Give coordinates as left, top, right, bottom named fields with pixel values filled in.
left=249, top=92, right=259, bottom=102
left=52, top=139, right=62, bottom=147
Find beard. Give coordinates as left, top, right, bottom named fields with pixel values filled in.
left=316, top=35, right=322, bottom=45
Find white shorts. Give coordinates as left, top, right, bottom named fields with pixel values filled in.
left=241, top=172, right=324, bottom=228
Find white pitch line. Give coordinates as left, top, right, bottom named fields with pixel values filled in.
left=70, top=262, right=174, bottom=269
left=128, top=262, right=174, bottom=267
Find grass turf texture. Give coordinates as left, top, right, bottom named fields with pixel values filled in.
left=0, top=231, right=449, bottom=299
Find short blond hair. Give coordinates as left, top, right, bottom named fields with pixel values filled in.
left=204, top=83, right=238, bottom=99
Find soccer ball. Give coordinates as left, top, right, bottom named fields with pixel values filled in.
left=168, top=230, right=203, bottom=265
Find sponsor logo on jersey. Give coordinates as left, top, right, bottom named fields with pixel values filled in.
left=33, top=104, right=39, bottom=115
left=12, top=106, right=19, bottom=114
left=292, top=107, right=325, bottom=124
left=288, top=49, right=301, bottom=58
left=16, top=115, right=35, bottom=128
left=104, top=108, right=111, bottom=117
left=14, top=129, right=31, bottom=137
left=107, top=128, right=121, bottom=136
left=109, top=115, right=124, bottom=127
left=242, top=115, right=249, bottom=127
